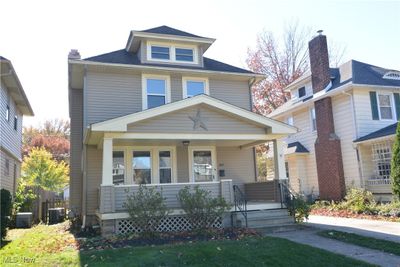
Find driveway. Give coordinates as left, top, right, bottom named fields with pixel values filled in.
left=306, top=215, right=400, bottom=243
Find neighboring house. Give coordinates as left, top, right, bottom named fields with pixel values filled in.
left=68, top=26, right=296, bottom=234
left=0, top=56, right=34, bottom=194
left=269, top=32, right=400, bottom=202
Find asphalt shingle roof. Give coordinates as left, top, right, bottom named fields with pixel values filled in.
left=141, top=25, right=205, bottom=38
left=354, top=122, right=398, bottom=143
left=83, top=49, right=255, bottom=74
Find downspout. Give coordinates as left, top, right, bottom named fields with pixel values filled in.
left=248, top=77, right=258, bottom=181
left=81, top=65, right=88, bottom=229
left=342, top=90, right=364, bottom=187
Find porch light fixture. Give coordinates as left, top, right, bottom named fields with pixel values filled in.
left=182, top=140, right=190, bottom=146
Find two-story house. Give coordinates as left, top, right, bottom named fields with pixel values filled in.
left=269, top=32, right=400, bottom=202
left=68, top=26, right=296, bottom=235
left=1, top=56, right=34, bottom=194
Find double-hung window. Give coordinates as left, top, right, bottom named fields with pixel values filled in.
left=175, top=48, right=194, bottom=62
left=112, top=151, right=125, bottom=185
left=159, top=151, right=172, bottom=183
left=132, top=151, right=152, bottom=184
left=377, top=93, right=394, bottom=120
left=151, top=46, right=170, bottom=60
left=143, top=75, right=170, bottom=109
left=183, top=78, right=209, bottom=98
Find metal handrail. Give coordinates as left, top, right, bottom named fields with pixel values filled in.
left=279, top=180, right=296, bottom=220
left=232, top=185, right=248, bottom=228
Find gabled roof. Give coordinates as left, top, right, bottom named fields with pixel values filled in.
left=83, top=49, right=256, bottom=75
left=354, top=122, right=398, bottom=143
left=0, top=57, right=34, bottom=116
left=269, top=60, right=400, bottom=118
left=141, top=25, right=205, bottom=38
left=91, top=94, right=297, bottom=134
left=285, top=141, right=309, bottom=154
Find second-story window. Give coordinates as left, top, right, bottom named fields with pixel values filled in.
left=14, top=115, right=18, bottom=131
left=310, top=107, right=316, bottom=132
left=5, top=105, right=10, bottom=121
left=175, top=48, right=194, bottom=62
left=151, top=46, right=170, bottom=60
left=143, top=75, right=171, bottom=109
left=377, top=93, right=394, bottom=120
left=298, top=87, right=306, bottom=98
left=183, top=77, right=209, bottom=98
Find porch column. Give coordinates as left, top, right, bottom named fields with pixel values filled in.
left=273, top=139, right=287, bottom=180
left=102, top=137, right=113, bottom=185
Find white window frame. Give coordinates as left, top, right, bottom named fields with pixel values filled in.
left=158, top=149, right=174, bottom=184
left=188, top=146, right=217, bottom=183
left=371, top=141, right=393, bottom=181
left=376, top=92, right=396, bottom=121
left=115, top=146, right=177, bottom=185
left=5, top=105, right=10, bottom=122
left=142, top=74, right=171, bottom=110
left=112, top=150, right=126, bottom=185
left=146, top=41, right=198, bottom=64
left=149, top=45, right=170, bottom=60
left=182, top=77, right=209, bottom=98
left=310, top=107, right=316, bottom=132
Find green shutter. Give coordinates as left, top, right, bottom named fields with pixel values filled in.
left=369, top=91, right=379, bottom=120
left=394, top=93, right=400, bottom=120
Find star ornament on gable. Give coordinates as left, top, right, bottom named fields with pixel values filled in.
left=189, top=109, right=208, bottom=131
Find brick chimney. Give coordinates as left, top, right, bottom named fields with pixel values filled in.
left=68, top=49, right=81, bottom=60
left=309, top=31, right=346, bottom=200
left=309, top=31, right=330, bottom=93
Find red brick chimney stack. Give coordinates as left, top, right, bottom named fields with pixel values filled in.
left=309, top=31, right=346, bottom=201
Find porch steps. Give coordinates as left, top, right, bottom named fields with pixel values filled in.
left=233, top=208, right=296, bottom=231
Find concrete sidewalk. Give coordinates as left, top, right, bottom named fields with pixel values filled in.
left=306, top=215, right=400, bottom=243
left=267, top=227, right=400, bottom=267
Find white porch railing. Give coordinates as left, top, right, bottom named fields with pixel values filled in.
left=99, top=180, right=233, bottom=213
left=366, top=179, right=392, bottom=186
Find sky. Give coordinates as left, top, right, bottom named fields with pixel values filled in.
left=1, top=0, right=399, bottom=127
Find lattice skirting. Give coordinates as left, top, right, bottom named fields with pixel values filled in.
left=116, top=215, right=222, bottom=234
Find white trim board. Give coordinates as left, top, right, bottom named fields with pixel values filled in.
left=91, top=94, right=297, bottom=134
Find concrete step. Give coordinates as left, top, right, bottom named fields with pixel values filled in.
left=246, top=209, right=290, bottom=218
left=255, top=223, right=304, bottom=234
left=248, top=217, right=295, bottom=228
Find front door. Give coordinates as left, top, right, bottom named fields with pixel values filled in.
left=189, top=147, right=217, bottom=182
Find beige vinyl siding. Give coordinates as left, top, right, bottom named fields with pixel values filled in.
left=86, top=145, right=102, bottom=215
left=0, top=81, right=23, bottom=160
left=85, top=70, right=142, bottom=125
left=69, top=88, right=83, bottom=212
left=353, top=87, right=399, bottom=138
left=280, top=106, right=318, bottom=195
left=332, top=94, right=360, bottom=187
left=127, top=105, right=266, bottom=134
left=209, top=78, right=250, bottom=110
left=359, top=144, right=373, bottom=184
left=216, top=147, right=255, bottom=186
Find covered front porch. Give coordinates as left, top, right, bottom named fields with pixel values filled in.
left=84, top=95, right=296, bottom=233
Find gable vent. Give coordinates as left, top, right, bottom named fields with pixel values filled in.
left=383, top=71, right=400, bottom=80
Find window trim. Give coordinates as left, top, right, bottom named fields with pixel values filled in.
left=14, top=115, right=18, bottom=131
left=112, top=150, right=126, bottom=185
left=150, top=45, right=170, bottom=60
left=175, top=47, right=194, bottom=62
left=182, top=77, right=209, bottom=98
left=158, top=150, right=173, bottom=184
left=114, top=146, right=177, bottom=184
left=310, top=107, right=316, bottom=132
left=132, top=150, right=153, bottom=184
left=188, top=146, right=217, bottom=183
left=5, top=105, right=10, bottom=122
left=146, top=41, right=198, bottom=64
left=142, top=74, right=171, bottom=110
left=376, top=92, right=396, bottom=121
left=298, top=87, right=306, bottom=98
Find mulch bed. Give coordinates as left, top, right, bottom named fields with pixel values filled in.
left=76, top=228, right=260, bottom=251
left=311, top=208, right=400, bottom=222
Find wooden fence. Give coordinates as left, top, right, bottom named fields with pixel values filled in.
left=41, top=199, right=69, bottom=223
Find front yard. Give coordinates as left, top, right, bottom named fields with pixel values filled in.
left=0, top=222, right=373, bottom=267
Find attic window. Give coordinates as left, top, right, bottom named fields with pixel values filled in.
left=383, top=71, right=400, bottom=80
left=151, top=46, right=170, bottom=60
left=298, top=87, right=306, bottom=98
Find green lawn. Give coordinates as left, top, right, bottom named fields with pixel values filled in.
left=1, top=223, right=374, bottom=267
left=318, top=230, right=400, bottom=256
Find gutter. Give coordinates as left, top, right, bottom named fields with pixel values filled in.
left=353, top=134, right=396, bottom=145
left=68, top=59, right=265, bottom=80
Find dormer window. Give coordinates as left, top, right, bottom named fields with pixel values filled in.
left=298, top=87, right=306, bottom=98
left=146, top=41, right=198, bottom=64
left=175, top=48, right=193, bottom=62
left=151, top=46, right=170, bottom=60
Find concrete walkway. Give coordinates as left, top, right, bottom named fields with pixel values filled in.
left=267, top=227, right=400, bottom=267
left=306, top=215, right=400, bottom=243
